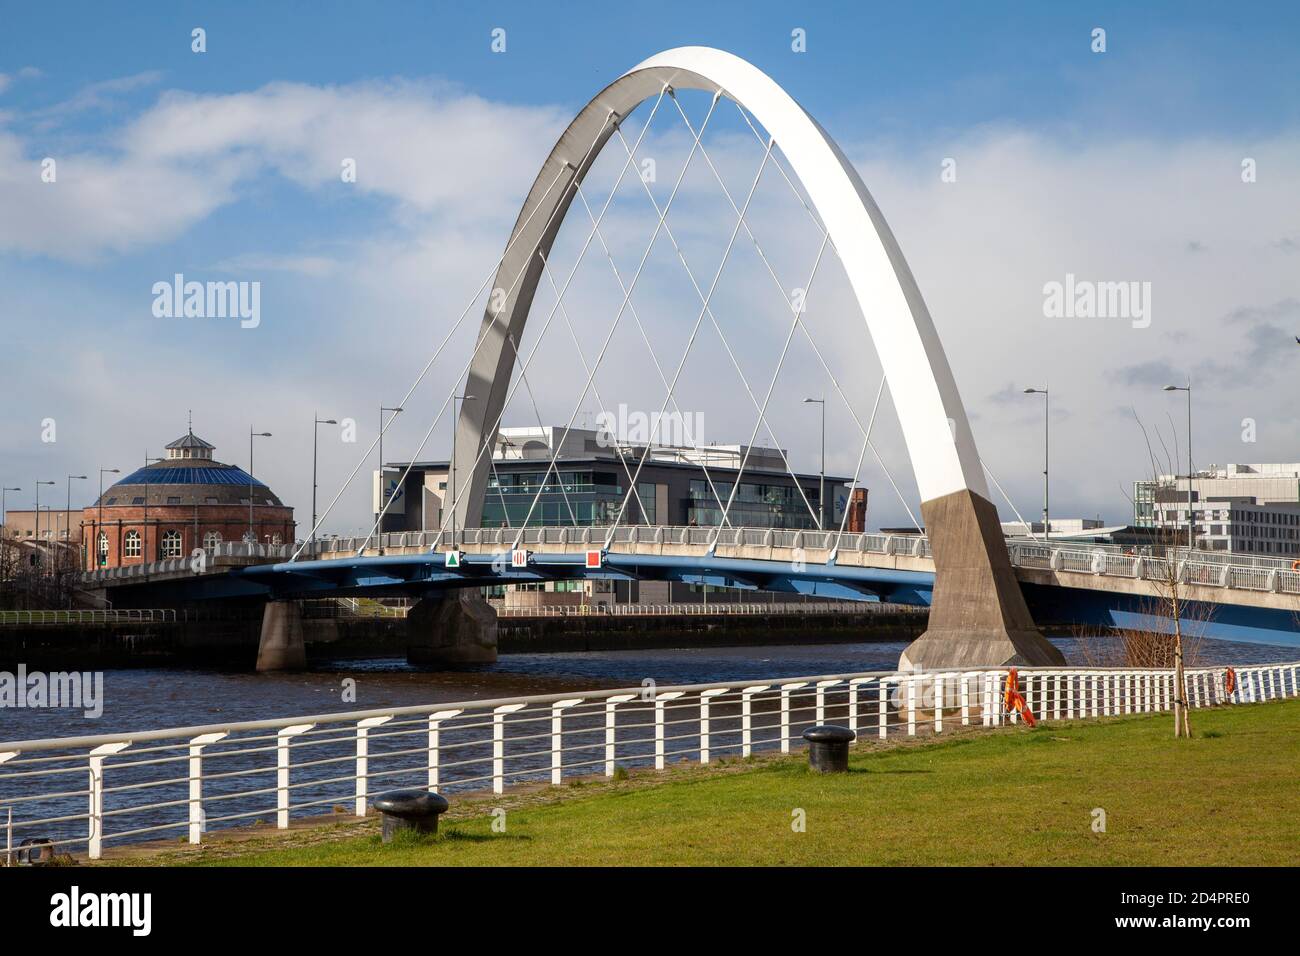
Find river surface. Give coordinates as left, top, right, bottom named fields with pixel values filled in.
left=1, top=634, right=1294, bottom=742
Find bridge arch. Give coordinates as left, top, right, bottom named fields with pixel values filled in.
left=453, top=46, right=1062, bottom=668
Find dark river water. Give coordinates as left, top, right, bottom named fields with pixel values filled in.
left=1, top=635, right=1294, bottom=743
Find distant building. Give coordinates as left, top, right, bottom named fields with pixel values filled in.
left=1134, top=463, right=1300, bottom=555
left=1001, top=518, right=1106, bottom=538
left=81, top=430, right=294, bottom=569
left=377, top=425, right=853, bottom=534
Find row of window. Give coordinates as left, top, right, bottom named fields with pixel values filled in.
left=96, top=530, right=233, bottom=560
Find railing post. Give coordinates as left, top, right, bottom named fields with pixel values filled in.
left=779, top=682, right=808, bottom=753
left=603, top=694, right=636, bottom=774
left=550, top=698, right=584, bottom=784
left=188, top=732, right=227, bottom=843
left=492, top=703, right=526, bottom=794
left=878, top=680, right=889, bottom=740
left=698, top=689, right=726, bottom=765
left=960, top=673, right=970, bottom=726
left=276, top=724, right=313, bottom=829
left=354, top=716, right=392, bottom=816
left=88, top=742, right=129, bottom=860
left=1054, top=673, right=1063, bottom=720
left=848, top=678, right=871, bottom=735
left=816, top=679, right=840, bottom=725
left=653, top=692, right=685, bottom=770
left=741, top=686, right=769, bottom=757
left=934, top=675, right=944, bottom=733
left=907, top=675, right=917, bottom=736
left=425, top=709, right=463, bottom=792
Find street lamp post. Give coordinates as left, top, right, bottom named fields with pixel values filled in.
left=803, top=397, right=825, bottom=530
left=96, top=469, right=120, bottom=568
left=141, top=455, right=163, bottom=563
left=65, top=474, right=87, bottom=569
left=1163, top=382, right=1194, bottom=551
left=1, top=486, right=19, bottom=540
left=377, top=406, right=403, bottom=553
left=312, top=414, right=339, bottom=559
left=1023, top=387, right=1050, bottom=540
left=35, top=481, right=55, bottom=573
left=450, top=395, right=476, bottom=549
left=249, top=428, right=272, bottom=547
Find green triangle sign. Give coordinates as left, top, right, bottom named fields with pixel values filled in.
left=444, top=550, right=461, bottom=569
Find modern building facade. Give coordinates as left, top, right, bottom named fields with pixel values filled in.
left=1134, top=463, right=1300, bottom=554
left=81, top=430, right=294, bottom=569
left=377, top=425, right=852, bottom=535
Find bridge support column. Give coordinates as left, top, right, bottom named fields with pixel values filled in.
left=900, top=489, right=1065, bottom=670
left=256, top=600, right=307, bottom=672
left=407, top=589, right=498, bottom=668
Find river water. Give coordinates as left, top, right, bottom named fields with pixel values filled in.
left=1, top=634, right=1294, bottom=743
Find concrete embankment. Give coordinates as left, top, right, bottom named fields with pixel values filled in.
left=0, top=608, right=926, bottom=669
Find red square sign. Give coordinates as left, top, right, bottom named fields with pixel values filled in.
left=585, top=549, right=602, bottom=569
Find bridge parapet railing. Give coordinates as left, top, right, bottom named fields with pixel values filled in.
left=2, top=660, right=1294, bottom=861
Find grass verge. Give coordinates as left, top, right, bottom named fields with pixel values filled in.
left=122, top=699, right=1300, bottom=866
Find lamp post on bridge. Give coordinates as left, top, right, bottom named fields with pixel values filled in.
left=803, top=397, right=825, bottom=531
left=65, top=474, right=86, bottom=571
left=451, top=394, right=476, bottom=550
left=35, top=481, right=54, bottom=574
left=1022, top=387, right=1049, bottom=541
left=377, top=406, right=403, bottom=554
left=1, top=486, right=19, bottom=541
left=312, top=414, right=338, bottom=559
left=249, top=428, right=272, bottom=548
left=141, top=454, right=163, bottom=563
left=96, top=469, right=119, bottom=569
left=1162, top=382, right=1194, bottom=552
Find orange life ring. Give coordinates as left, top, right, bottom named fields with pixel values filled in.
left=1225, top=667, right=1237, bottom=695
left=1003, top=668, right=1037, bottom=727
left=1291, top=561, right=1299, bottom=571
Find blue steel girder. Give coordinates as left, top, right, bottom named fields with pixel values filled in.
left=229, top=551, right=936, bottom=605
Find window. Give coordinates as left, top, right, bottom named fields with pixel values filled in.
left=132, top=497, right=145, bottom=505
left=97, top=532, right=109, bottom=563
left=203, top=531, right=223, bottom=552
left=161, top=530, right=183, bottom=558
left=124, top=530, right=141, bottom=557
left=166, top=496, right=181, bottom=505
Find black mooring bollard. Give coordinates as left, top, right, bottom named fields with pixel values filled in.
left=802, top=725, right=856, bottom=773
left=372, top=789, right=450, bottom=842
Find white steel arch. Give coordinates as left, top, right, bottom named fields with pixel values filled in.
left=452, top=46, right=1061, bottom=668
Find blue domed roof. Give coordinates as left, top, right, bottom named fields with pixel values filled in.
left=114, top=464, right=261, bottom=487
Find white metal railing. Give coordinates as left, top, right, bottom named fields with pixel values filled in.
left=0, top=609, right=178, bottom=626
left=78, top=525, right=1300, bottom=601
left=306, top=526, right=1299, bottom=596
left=1, top=660, right=1294, bottom=861
left=494, top=601, right=917, bottom=618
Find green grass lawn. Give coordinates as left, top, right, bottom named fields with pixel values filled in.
left=157, top=699, right=1300, bottom=866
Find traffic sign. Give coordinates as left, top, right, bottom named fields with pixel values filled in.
left=585, top=549, right=602, bottom=569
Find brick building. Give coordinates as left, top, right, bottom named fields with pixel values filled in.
left=81, top=430, right=294, bottom=569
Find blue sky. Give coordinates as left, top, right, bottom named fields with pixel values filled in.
left=2, top=2, right=1298, bottom=534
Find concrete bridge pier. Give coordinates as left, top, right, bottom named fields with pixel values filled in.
left=900, top=489, right=1066, bottom=671
left=256, top=599, right=307, bottom=672
left=407, top=589, right=498, bottom=668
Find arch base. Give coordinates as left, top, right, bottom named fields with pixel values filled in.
left=899, top=488, right=1066, bottom=670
